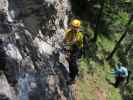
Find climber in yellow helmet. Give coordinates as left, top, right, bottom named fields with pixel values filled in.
left=63, top=19, right=84, bottom=84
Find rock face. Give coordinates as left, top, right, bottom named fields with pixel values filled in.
left=0, top=0, right=74, bottom=100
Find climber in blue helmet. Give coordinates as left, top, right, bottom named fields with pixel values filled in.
left=111, top=63, right=128, bottom=88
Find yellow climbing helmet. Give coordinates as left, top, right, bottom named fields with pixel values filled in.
left=71, top=19, right=81, bottom=28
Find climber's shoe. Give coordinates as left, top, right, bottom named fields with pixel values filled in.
left=67, top=78, right=76, bottom=85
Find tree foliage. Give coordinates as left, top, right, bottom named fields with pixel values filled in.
left=70, top=0, right=133, bottom=99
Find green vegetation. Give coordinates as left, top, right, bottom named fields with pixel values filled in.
left=78, top=36, right=122, bottom=100
left=69, top=0, right=133, bottom=99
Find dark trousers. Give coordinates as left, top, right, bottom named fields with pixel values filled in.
left=67, top=48, right=82, bottom=81
left=67, top=56, right=78, bottom=80
left=114, top=76, right=125, bottom=88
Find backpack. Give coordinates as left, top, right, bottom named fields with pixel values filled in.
left=82, top=33, right=89, bottom=56
left=126, top=70, right=131, bottom=84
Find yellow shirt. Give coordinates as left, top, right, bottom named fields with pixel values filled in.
left=64, top=29, right=83, bottom=48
